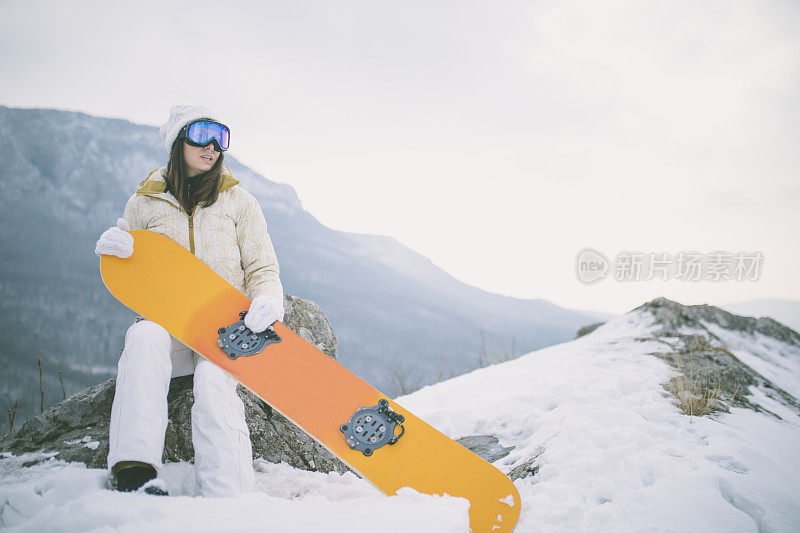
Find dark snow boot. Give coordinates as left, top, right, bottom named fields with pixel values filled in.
left=109, top=461, right=167, bottom=495
left=139, top=478, right=169, bottom=496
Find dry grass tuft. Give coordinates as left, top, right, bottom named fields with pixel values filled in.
left=667, top=350, right=722, bottom=416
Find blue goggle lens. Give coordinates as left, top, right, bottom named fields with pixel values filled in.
left=185, top=120, right=230, bottom=151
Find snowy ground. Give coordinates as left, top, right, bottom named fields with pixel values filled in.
left=2, top=309, right=800, bottom=532
left=0, top=457, right=468, bottom=532
left=401, top=311, right=800, bottom=532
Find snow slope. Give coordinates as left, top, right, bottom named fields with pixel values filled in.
left=399, top=309, right=800, bottom=532
left=2, top=306, right=799, bottom=532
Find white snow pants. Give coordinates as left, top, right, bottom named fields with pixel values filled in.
left=107, top=319, right=255, bottom=497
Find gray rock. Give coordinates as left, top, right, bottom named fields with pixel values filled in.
left=0, top=294, right=349, bottom=475
left=635, top=297, right=800, bottom=347
left=508, top=447, right=544, bottom=481
left=635, top=297, right=800, bottom=417
left=0, top=378, right=115, bottom=468
left=509, top=457, right=540, bottom=481
left=576, top=322, right=605, bottom=339
left=456, top=435, right=515, bottom=463
left=282, top=293, right=337, bottom=359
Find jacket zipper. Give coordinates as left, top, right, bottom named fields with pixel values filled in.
left=186, top=181, right=196, bottom=255
left=141, top=193, right=198, bottom=256
left=188, top=206, right=197, bottom=255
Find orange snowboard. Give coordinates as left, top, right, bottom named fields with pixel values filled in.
left=101, top=230, right=521, bottom=532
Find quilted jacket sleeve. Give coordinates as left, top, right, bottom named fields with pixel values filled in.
left=122, top=194, right=145, bottom=231
left=235, top=190, right=284, bottom=304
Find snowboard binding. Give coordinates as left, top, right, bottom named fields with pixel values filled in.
left=217, top=311, right=282, bottom=360
left=340, top=399, right=406, bottom=456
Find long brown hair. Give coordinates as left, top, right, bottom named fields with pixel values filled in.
left=164, top=139, right=225, bottom=213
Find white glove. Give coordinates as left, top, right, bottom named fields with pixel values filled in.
left=244, top=296, right=284, bottom=333
left=95, top=218, right=134, bottom=258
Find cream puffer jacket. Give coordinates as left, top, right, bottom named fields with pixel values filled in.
left=122, top=166, right=284, bottom=304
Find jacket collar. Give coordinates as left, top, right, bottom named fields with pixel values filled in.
left=135, top=166, right=240, bottom=208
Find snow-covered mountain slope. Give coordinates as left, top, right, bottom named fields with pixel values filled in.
left=398, top=297, right=800, bottom=532
left=2, top=297, right=798, bottom=532
left=723, top=299, right=800, bottom=340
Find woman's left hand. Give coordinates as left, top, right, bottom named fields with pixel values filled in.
left=244, top=296, right=285, bottom=333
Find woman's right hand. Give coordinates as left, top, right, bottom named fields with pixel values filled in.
left=95, top=218, right=134, bottom=258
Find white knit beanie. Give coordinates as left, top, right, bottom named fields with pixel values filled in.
left=159, top=105, right=222, bottom=153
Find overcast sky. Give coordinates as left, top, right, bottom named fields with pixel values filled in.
left=2, top=0, right=798, bottom=315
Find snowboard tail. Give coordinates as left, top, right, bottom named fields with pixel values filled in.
left=101, top=230, right=521, bottom=532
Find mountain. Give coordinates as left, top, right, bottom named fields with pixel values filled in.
left=2, top=296, right=798, bottom=531
left=0, top=105, right=607, bottom=426
left=722, top=299, right=800, bottom=334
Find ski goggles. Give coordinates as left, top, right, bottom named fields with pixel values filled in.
left=178, top=120, right=230, bottom=151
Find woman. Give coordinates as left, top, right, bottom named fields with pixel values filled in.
left=94, top=105, right=284, bottom=496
